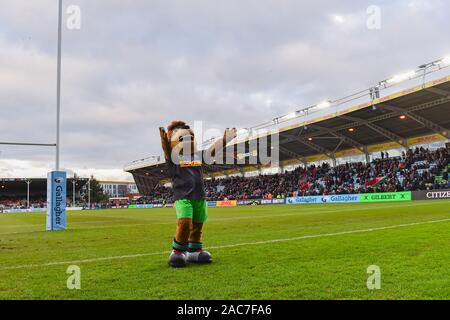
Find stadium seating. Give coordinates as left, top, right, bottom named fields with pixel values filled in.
left=137, top=146, right=450, bottom=203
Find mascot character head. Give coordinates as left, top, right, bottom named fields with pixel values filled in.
left=167, top=121, right=197, bottom=157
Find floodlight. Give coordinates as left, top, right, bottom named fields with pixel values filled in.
left=282, top=112, right=297, bottom=121
left=441, top=56, right=450, bottom=65
left=386, top=70, right=416, bottom=84
left=316, top=101, right=330, bottom=109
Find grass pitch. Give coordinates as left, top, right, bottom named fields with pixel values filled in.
left=1, top=200, right=450, bottom=300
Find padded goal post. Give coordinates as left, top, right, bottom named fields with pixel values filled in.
left=46, top=171, right=67, bottom=231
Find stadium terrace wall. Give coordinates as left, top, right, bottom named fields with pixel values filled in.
left=0, top=207, right=84, bottom=214
left=211, top=191, right=412, bottom=206
left=3, top=191, right=449, bottom=213
left=285, top=194, right=360, bottom=205
left=360, top=192, right=411, bottom=202
left=411, top=189, right=450, bottom=201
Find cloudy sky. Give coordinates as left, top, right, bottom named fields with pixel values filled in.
left=0, top=0, right=449, bottom=180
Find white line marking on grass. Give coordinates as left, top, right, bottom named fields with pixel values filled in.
left=209, top=217, right=450, bottom=248
left=0, top=251, right=169, bottom=271
left=1, top=217, right=450, bottom=271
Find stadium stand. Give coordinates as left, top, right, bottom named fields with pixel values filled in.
left=134, top=146, right=449, bottom=204
left=126, top=75, right=450, bottom=204
left=0, top=178, right=88, bottom=209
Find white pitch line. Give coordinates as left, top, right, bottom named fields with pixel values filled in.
left=1, top=217, right=450, bottom=271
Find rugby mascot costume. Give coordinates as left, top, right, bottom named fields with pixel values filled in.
left=159, top=121, right=236, bottom=268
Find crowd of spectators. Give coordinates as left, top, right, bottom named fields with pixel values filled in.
left=0, top=198, right=83, bottom=210
left=140, top=146, right=450, bottom=203
left=0, top=198, right=47, bottom=210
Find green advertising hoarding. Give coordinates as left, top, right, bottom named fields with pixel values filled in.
left=360, top=191, right=412, bottom=203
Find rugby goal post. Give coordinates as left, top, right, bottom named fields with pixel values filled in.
left=0, top=0, right=66, bottom=231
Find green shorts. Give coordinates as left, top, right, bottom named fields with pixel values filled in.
left=175, top=199, right=208, bottom=223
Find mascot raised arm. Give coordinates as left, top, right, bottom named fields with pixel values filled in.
left=159, top=121, right=236, bottom=268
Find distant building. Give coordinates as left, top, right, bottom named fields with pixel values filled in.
left=98, top=181, right=139, bottom=198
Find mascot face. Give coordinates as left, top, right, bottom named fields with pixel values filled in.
left=168, top=121, right=197, bottom=157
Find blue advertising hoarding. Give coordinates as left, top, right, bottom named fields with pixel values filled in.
left=286, top=194, right=360, bottom=205
left=286, top=196, right=321, bottom=204
left=322, top=194, right=360, bottom=203
left=46, top=171, right=67, bottom=231
left=136, top=204, right=154, bottom=209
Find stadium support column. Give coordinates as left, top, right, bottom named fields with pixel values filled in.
left=88, top=178, right=91, bottom=209
left=72, top=179, right=76, bottom=207
left=26, top=179, right=32, bottom=209
left=364, top=146, right=370, bottom=164
left=403, top=139, right=410, bottom=152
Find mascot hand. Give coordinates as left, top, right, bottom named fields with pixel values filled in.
left=224, top=128, right=237, bottom=142
left=159, top=127, right=171, bottom=160
left=160, top=127, right=170, bottom=142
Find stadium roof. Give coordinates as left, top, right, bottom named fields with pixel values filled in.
left=125, top=75, right=450, bottom=194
